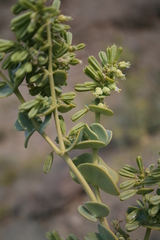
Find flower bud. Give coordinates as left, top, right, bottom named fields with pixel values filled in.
left=102, top=86, right=110, bottom=95
left=94, top=87, right=102, bottom=96
left=119, top=61, right=131, bottom=68
left=108, top=83, right=116, bottom=91
left=58, top=14, right=72, bottom=22
left=115, top=69, right=126, bottom=80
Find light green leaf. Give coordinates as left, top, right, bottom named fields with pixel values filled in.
left=90, top=123, right=112, bottom=145
left=119, top=180, right=136, bottom=190
left=88, top=105, right=113, bottom=116
left=136, top=188, right=154, bottom=195
left=58, top=103, right=76, bottom=113
left=19, top=99, right=37, bottom=111
left=78, top=163, right=119, bottom=195
left=119, top=169, right=136, bottom=179
left=52, top=0, right=61, bottom=10
left=98, top=224, right=118, bottom=240
left=28, top=103, right=41, bottom=118
left=74, top=140, right=106, bottom=149
left=78, top=205, right=97, bottom=222
left=84, top=201, right=110, bottom=218
left=119, top=189, right=137, bottom=201
left=125, top=221, right=141, bottom=232
left=85, top=232, right=102, bottom=240
left=71, top=153, right=118, bottom=184
left=98, top=157, right=119, bottom=183
left=83, top=124, right=99, bottom=140
left=127, top=209, right=139, bottom=223
left=149, top=195, right=160, bottom=205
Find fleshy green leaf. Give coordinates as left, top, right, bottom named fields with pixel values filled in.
left=74, top=140, right=106, bottom=149
left=98, top=157, right=119, bottom=183
left=85, top=232, right=102, bottom=240
left=78, top=205, right=97, bottom=222
left=136, top=188, right=154, bottom=195
left=78, top=163, right=119, bottom=195
left=28, top=103, right=41, bottom=118
left=53, top=70, right=67, bottom=85
left=119, top=189, right=137, bottom=201
left=88, top=104, right=113, bottom=116
left=83, top=124, right=99, bottom=140
left=18, top=112, right=34, bottom=132
left=125, top=221, right=141, bottom=232
left=90, top=123, right=112, bottom=145
left=119, top=180, right=136, bottom=190
left=84, top=201, right=110, bottom=218
left=98, top=224, right=118, bottom=240
left=127, top=209, right=139, bottom=223
left=58, top=103, right=76, bottom=113
left=0, top=83, right=13, bottom=98
left=14, top=119, right=24, bottom=131
left=71, top=153, right=118, bottom=184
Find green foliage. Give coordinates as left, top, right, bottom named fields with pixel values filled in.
left=119, top=156, right=160, bottom=234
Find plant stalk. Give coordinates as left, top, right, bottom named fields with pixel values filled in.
left=47, top=20, right=65, bottom=154
left=144, top=228, right=151, bottom=240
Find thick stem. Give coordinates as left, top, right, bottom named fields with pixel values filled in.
left=47, top=20, right=65, bottom=153
left=144, top=228, right=151, bottom=240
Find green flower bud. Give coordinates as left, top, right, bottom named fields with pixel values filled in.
left=108, top=83, right=116, bottom=90
left=115, top=69, right=126, bottom=80
left=118, top=61, right=131, bottom=68
left=102, top=86, right=111, bottom=95
left=58, top=14, right=73, bottom=22
left=93, top=87, right=102, bottom=97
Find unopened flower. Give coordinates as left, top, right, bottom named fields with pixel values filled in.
left=115, top=69, right=126, bottom=80
left=93, top=87, right=103, bottom=97
left=102, top=87, right=111, bottom=95
left=118, top=61, right=131, bottom=68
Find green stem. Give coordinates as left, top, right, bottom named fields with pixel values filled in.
left=144, top=228, right=151, bottom=240
left=47, top=20, right=65, bottom=153
left=63, top=153, right=97, bottom=201
left=95, top=112, right=100, bottom=123
left=0, top=71, right=26, bottom=103
left=31, top=118, right=61, bottom=155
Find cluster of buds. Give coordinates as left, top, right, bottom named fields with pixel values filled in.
left=75, top=44, right=130, bottom=100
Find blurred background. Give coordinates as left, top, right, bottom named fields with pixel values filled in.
left=0, top=0, right=160, bottom=239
